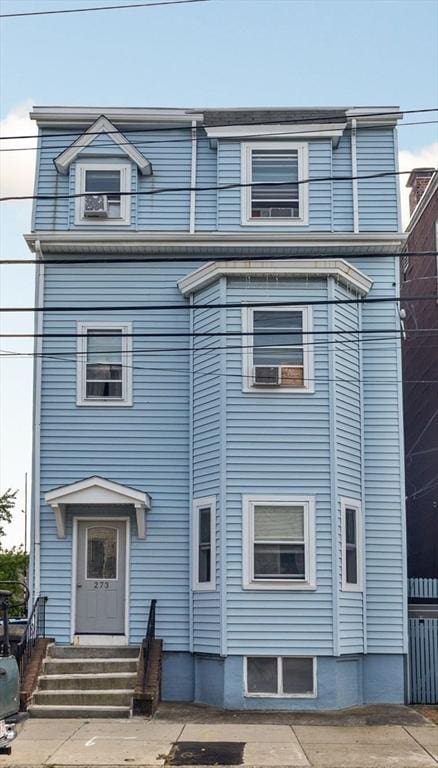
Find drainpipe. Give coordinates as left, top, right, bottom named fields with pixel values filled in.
left=189, top=120, right=197, bottom=234
left=31, top=239, right=44, bottom=602
left=351, top=118, right=359, bottom=233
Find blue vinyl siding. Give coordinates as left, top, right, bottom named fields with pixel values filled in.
left=332, top=133, right=354, bottom=231
left=195, top=138, right=217, bottom=231
left=34, top=130, right=70, bottom=231
left=357, top=129, right=399, bottom=232
left=39, top=260, right=200, bottom=649
left=37, top=254, right=405, bottom=659
left=32, top=126, right=400, bottom=233
left=192, top=282, right=222, bottom=653
left=224, top=278, right=334, bottom=654
left=358, top=256, right=405, bottom=653
left=334, top=285, right=364, bottom=654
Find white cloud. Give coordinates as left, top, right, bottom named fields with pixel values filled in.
left=0, top=100, right=37, bottom=198
left=398, top=142, right=438, bottom=229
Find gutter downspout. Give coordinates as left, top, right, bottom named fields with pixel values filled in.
left=31, top=240, right=44, bottom=603
left=351, top=118, right=359, bottom=234
left=189, top=120, right=197, bottom=234
left=188, top=294, right=194, bottom=653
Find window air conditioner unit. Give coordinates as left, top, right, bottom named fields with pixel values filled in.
left=84, top=194, right=108, bottom=217
left=254, top=366, right=280, bottom=385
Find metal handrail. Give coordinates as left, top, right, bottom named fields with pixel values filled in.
left=0, top=581, right=30, bottom=618
left=142, top=599, right=157, bottom=676
left=14, top=595, right=48, bottom=679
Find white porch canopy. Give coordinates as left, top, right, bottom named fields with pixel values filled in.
left=45, top=476, right=151, bottom=539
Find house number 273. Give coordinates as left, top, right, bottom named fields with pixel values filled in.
left=94, top=581, right=109, bottom=589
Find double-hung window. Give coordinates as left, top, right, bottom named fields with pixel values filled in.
left=75, top=162, right=131, bottom=225
left=193, top=497, right=216, bottom=591
left=241, top=142, right=308, bottom=225
left=77, top=322, right=132, bottom=406
left=341, top=498, right=363, bottom=591
left=243, top=496, right=316, bottom=589
left=243, top=306, right=313, bottom=392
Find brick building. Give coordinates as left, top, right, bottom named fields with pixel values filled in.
left=402, top=169, right=438, bottom=578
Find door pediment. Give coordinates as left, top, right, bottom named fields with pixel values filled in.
left=45, top=476, right=151, bottom=539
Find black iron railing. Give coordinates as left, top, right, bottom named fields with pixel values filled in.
left=14, top=595, right=48, bottom=679
left=142, top=599, right=157, bottom=675
left=0, top=581, right=29, bottom=619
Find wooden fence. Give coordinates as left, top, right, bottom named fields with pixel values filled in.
left=409, top=578, right=438, bottom=599
left=408, top=578, right=438, bottom=704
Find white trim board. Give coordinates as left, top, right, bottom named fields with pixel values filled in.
left=207, top=122, right=346, bottom=146
left=178, top=258, right=373, bottom=297
left=54, top=115, right=152, bottom=176
left=24, top=231, right=408, bottom=255
left=71, top=516, right=130, bottom=643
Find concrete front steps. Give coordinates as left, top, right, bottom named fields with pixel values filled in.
left=28, top=644, right=140, bottom=718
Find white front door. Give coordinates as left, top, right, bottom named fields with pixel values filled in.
left=75, top=520, right=126, bottom=635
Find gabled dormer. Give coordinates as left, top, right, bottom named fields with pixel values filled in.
left=54, top=115, right=152, bottom=227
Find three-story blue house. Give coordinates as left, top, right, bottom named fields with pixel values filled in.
left=26, top=105, right=407, bottom=714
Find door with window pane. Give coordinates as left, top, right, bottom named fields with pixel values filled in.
left=75, top=520, right=126, bottom=634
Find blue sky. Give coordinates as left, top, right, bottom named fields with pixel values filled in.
left=0, top=0, right=437, bottom=547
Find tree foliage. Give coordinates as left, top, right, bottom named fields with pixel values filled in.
left=0, top=548, right=28, bottom=618
left=0, top=488, right=17, bottom=542
left=0, top=489, right=28, bottom=616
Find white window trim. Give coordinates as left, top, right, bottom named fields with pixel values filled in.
left=241, top=141, right=309, bottom=226
left=192, top=496, right=216, bottom=591
left=242, top=494, right=316, bottom=590
left=244, top=656, right=317, bottom=698
left=76, top=321, right=133, bottom=407
left=74, top=161, right=131, bottom=226
left=242, top=305, right=314, bottom=394
left=341, top=497, right=363, bottom=592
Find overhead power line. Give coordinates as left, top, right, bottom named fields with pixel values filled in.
left=0, top=108, right=436, bottom=142
left=0, top=0, right=209, bottom=19
left=1, top=168, right=431, bottom=203
left=1, top=334, right=421, bottom=359
left=0, top=333, right=436, bottom=358
left=2, top=328, right=437, bottom=339
left=1, top=347, right=436, bottom=387
left=2, top=118, right=437, bottom=153
left=1, top=295, right=437, bottom=313
left=2, top=251, right=437, bottom=266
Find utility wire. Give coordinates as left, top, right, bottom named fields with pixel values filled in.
left=0, top=0, right=209, bottom=19
left=2, top=119, right=437, bottom=153
left=2, top=251, right=437, bottom=266
left=1, top=107, right=436, bottom=141
left=1, top=347, right=435, bottom=386
left=1, top=169, right=430, bottom=203
left=1, top=295, right=437, bottom=313
left=0, top=335, right=412, bottom=357
left=2, top=328, right=437, bottom=339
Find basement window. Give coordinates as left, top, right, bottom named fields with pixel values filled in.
left=245, top=656, right=316, bottom=697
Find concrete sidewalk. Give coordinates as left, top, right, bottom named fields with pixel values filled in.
left=1, top=706, right=437, bottom=768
